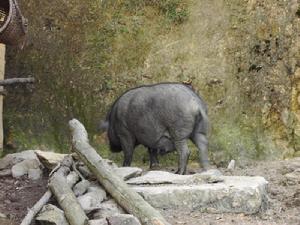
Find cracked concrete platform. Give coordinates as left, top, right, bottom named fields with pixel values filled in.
left=127, top=171, right=268, bottom=214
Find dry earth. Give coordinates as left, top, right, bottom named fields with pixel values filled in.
left=0, top=158, right=299, bottom=225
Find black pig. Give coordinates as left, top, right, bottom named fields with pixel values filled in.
left=102, top=82, right=209, bottom=174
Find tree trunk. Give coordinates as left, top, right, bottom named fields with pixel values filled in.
left=69, top=119, right=170, bottom=225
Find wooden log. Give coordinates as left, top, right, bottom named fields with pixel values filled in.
left=69, top=119, right=170, bottom=225
left=0, top=44, right=5, bottom=152
left=49, top=172, right=88, bottom=225
left=20, top=155, right=76, bottom=225
left=0, top=77, right=35, bottom=86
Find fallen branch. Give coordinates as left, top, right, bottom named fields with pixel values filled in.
left=72, top=162, right=85, bottom=180
left=20, top=190, right=52, bottom=225
left=20, top=155, right=74, bottom=225
left=0, top=77, right=35, bottom=86
left=69, top=118, right=171, bottom=225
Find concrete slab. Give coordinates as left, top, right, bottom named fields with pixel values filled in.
left=127, top=172, right=268, bottom=214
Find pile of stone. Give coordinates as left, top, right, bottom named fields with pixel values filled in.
left=0, top=119, right=270, bottom=225
left=36, top=156, right=145, bottom=225
left=0, top=150, right=45, bottom=179
left=0, top=150, right=146, bottom=225
left=0, top=149, right=269, bottom=225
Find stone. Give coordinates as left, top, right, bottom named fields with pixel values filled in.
left=11, top=159, right=40, bottom=178
left=284, top=169, right=300, bottom=185
left=28, top=168, right=43, bottom=180
left=199, top=169, right=223, bottom=182
left=130, top=175, right=268, bottom=214
left=281, top=157, right=300, bottom=174
left=87, top=184, right=107, bottom=199
left=0, top=212, right=7, bottom=218
left=89, top=219, right=108, bottom=225
left=36, top=204, right=69, bottom=225
left=107, top=214, right=141, bottom=225
left=0, top=169, right=11, bottom=177
left=0, top=150, right=39, bottom=170
left=113, top=167, right=143, bottom=180
left=35, top=150, right=67, bottom=170
left=227, top=160, right=235, bottom=171
left=127, top=171, right=195, bottom=185
left=73, top=180, right=90, bottom=196
left=92, top=199, right=125, bottom=219
left=78, top=165, right=93, bottom=179
left=200, top=169, right=223, bottom=176
left=127, top=170, right=223, bottom=185
left=77, top=185, right=107, bottom=213
left=66, top=171, right=80, bottom=187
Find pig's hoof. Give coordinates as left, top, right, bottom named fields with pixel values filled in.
left=202, top=163, right=210, bottom=171
left=175, top=169, right=186, bottom=175
left=149, top=163, right=160, bottom=170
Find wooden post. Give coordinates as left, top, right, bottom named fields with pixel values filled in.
left=0, top=44, right=5, bottom=152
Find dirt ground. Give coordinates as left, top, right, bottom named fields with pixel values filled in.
left=162, top=158, right=300, bottom=225
left=0, top=158, right=299, bottom=225
left=0, top=175, right=48, bottom=225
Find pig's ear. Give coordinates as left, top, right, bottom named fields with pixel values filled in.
left=97, top=120, right=109, bottom=133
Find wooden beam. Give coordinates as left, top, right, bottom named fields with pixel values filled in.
left=0, top=77, right=35, bottom=86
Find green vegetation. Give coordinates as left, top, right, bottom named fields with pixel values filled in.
left=4, top=0, right=298, bottom=165
left=149, top=0, right=189, bottom=24
left=4, top=0, right=189, bottom=155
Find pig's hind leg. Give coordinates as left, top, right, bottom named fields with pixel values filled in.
left=191, top=132, right=209, bottom=170
left=119, top=133, right=136, bottom=167
left=174, top=140, right=190, bottom=175
left=148, top=148, right=159, bottom=169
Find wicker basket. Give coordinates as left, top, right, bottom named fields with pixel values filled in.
left=0, top=0, right=27, bottom=47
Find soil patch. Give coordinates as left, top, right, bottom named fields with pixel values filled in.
left=0, top=173, right=48, bottom=224
left=0, top=158, right=299, bottom=225
left=162, top=158, right=300, bottom=225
